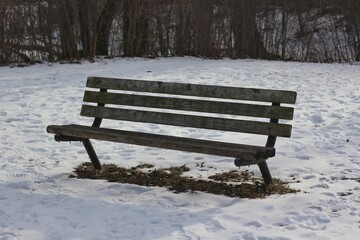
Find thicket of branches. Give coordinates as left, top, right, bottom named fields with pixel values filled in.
left=1, top=0, right=359, bottom=65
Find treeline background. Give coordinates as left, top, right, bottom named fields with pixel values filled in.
left=1, top=0, right=359, bottom=65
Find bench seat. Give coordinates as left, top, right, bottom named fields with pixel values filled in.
left=47, top=124, right=275, bottom=162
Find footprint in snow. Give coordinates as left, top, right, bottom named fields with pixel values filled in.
left=310, top=114, right=325, bottom=124
left=310, top=183, right=330, bottom=189
left=244, top=221, right=262, bottom=228
left=0, top=232, right=17, bottom=240
left=296, top=155, right=311, bottom=160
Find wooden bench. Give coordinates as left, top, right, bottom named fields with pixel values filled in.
left=47, top=76, right=297, bottom=184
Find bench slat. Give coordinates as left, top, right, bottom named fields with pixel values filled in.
left=87, top=77, right=297, bottom=104
left=83, top=91, right=294, bottom=120
left=80, top=105, right=292, bottom=137
left=46, top=124, right=275, bottom=160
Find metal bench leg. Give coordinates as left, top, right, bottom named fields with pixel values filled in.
left=259, top=103, right=279, bottom=185
left=258, top=161, right=273, bottom=185
left=82, top=139, right=102, bottom=170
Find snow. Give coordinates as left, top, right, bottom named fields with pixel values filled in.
left=0, top=58, right=359, bottom=240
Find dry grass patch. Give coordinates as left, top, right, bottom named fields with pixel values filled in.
left=72, top=162, right=298, bottom=198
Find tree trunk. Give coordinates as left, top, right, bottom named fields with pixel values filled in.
left=123, top=0, right=149, bottom=57
left=0, top=4, right=5, bottom=64
left=77, top=0, right=96, bottom=58
left=193, top=0, right=213, bottom=58
left=95, top=0, right=117, bottom=56
left=230, top=0, right=276, bottom=59
left=59, top=0, right=78, bottom=60
left=175, top=1, right=193, bottom=56
left=156, top=14, right=166, bottom=56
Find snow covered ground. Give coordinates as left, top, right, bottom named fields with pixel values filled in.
left=0, top=58, right=359, bottom=240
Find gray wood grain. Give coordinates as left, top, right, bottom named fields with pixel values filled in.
left=47, top=124, right=275, bottom=160
left=80, top=105, right=293, bottom=137
left=86, top=76, right=297, bottom=104
left=83, top=91, right=295, bottom=120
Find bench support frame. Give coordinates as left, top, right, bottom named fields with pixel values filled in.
left=82, top=139, right=102, bottom=170
left=234, top=103, right=280, bottom=185
left=54, top=88, right=107, bottom=170
left=258, top=103, right=280, bottom=185
left=82, top=88, right=107, bottom=170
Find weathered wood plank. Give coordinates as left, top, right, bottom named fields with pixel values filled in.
left=46, top=124, right=275, bottom=160
left=86, top=77, right=297, bottom=104
left=80, top=105, right=293, bottom=137
left=83, top=91, right=295, bottom=120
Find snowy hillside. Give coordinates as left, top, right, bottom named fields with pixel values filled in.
left=0, top=58, right=359, bottom=239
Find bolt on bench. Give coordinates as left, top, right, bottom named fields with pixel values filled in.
left=47, top=76, right=297, bottom=185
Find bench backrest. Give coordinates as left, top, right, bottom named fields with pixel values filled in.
left=81, top=77, right=297, bottom=137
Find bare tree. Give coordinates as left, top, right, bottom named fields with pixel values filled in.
left=58, top=0, right=78, bottom=60
left=1, top=0, right=360, bottom=64
left=95, top=0, right=118, bottom=56
left=123, top=0, right=149, bottom=57
left=77, top=0, right=96, bottom=58
left=338, top=0, right=360, bottom=61
left=230, top=0, right=277, bottom=59
left=0, top=1, right=6, bottom=64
